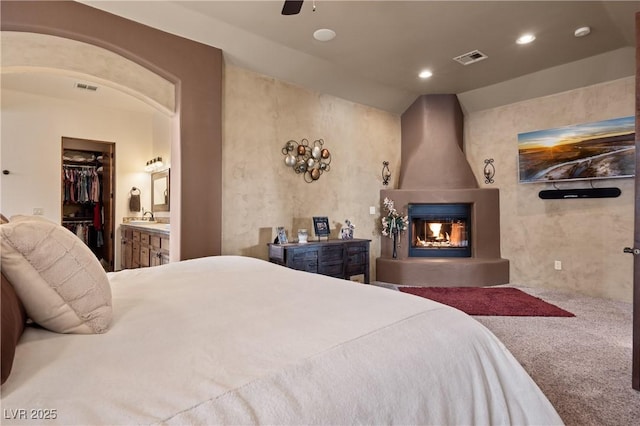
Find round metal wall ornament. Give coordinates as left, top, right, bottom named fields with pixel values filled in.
left=282, top=138, right=331, bottom=182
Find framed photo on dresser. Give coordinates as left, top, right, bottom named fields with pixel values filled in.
left=312, top=217, right=330, bottom=238
left=276, top=226, right=288, bottom=244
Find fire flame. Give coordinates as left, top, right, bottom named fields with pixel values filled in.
left=429, top=223, right=443, bottom=240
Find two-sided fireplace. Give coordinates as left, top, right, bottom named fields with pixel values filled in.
left=408, top=204, right=470, bottom=258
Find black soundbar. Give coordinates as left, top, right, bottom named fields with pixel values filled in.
left=538, top=187, right=621, bottom=199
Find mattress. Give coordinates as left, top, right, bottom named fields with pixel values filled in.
left=1, top=256, right=563, bottom=425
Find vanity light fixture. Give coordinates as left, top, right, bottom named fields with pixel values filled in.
left=144, top=157, right=164, bottom=172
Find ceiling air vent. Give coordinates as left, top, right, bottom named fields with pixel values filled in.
left=453, top=50, right=488, bottom=66
left=74, top=82, right=98, bottom=91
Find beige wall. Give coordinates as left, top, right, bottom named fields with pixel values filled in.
left=465, top=77, right=635, bottom=301
left=222, top=64, right=401, bottom=279
left=2, top=55, right=634, bottom=299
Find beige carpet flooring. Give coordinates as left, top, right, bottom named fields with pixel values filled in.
left=475, top=286, right=638, bottom=426
left=376, top=282, right=639, bottom=425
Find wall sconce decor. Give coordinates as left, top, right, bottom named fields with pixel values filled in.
left=144, top=157, right=164, bottom=172
left=282, top=138, right=331, bottom=183
left=382, top=161, right=391, bottom=185
left=483, top=158, right=495, bottom=184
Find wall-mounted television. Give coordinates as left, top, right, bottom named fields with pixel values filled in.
left=518, top=116, right=635, bottom=183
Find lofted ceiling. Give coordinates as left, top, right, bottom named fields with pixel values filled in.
left=3, top=1, right=640, bottom=114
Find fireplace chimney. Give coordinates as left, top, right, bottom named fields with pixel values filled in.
left=399, top=94, right=478, bottom=190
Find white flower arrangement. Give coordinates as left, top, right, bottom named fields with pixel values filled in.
left=381, top=197, right=408, bottom=237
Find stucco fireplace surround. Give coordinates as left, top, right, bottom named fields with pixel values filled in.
left=377, top=94, right=509, bottom=287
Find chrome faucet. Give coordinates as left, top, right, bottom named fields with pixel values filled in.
left=142, top=208, right=155, bottom=221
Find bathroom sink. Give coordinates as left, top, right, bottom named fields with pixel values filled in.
left=127, top=220, right=157, bottom=225
left=148, top=223, right=170, bottom=230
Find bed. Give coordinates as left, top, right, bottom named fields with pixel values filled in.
left=0, top=217, right=563, bottom=425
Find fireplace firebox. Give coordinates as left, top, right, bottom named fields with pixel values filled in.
left=408, top=203, right=471, bottom=258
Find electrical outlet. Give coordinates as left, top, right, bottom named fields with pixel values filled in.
left=33, top=207, right=44, bottom=215
left=554, top=260, right=562, bottom=271
left=369, top=206, right=376, bottom=215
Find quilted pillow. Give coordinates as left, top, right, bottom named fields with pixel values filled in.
left=0, top=217, right=112, bottom=334
left=1, top=272, right=27, bottom=384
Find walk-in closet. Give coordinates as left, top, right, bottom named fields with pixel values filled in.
left=61, top=137, right=115, bottom=271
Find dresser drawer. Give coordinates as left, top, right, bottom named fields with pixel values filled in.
left=346, top=255, right=367, bottom=275
left=319, top=262, right=343, bottom=277
left=321, top=245, right=344, bottom=261
left=347, top=244, right=368, bottom=255
left=289, top=248, right=318, bottom=273
left=346, top=251, right=366, bottom=265
left=269, top=244, right=285, bottom=263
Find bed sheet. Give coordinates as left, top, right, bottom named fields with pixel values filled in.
left=1, top=256, right=562, bottom=425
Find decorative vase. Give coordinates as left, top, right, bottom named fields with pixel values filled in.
left=298, top=229, right=308, bottom=244
left=392, top=229, right=398, bottom=259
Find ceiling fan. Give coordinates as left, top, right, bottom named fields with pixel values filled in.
left=281, top=0, right=304, bottom=15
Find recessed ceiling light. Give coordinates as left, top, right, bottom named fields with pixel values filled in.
left=313, top=28, right=336, bottom=42
left=516, top=34, right=536, bottom=44
left=418, top=70, right=433, bottom=79
left=574, top=26, right=591, bottom=37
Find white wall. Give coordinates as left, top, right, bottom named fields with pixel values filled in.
left=0, top=88, right=170, bottom=270
left=465, top=77, right=635, bottom=302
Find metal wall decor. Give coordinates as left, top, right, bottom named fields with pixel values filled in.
left=483, top=158, right=495, bottom=184
left=282, top=138, right=331, bottom=182
left=382, top=161, right=391, bottom=185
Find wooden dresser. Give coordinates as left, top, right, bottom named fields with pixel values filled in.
left=268, top=239, right=370, bottom=283
left=120, top=224, right=170, bottom=270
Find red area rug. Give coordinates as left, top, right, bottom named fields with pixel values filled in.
left=399, top=287, right=575, bottom=317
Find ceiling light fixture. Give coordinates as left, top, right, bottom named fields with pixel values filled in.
left=516, top=34, right=536, bottom=45
left=313, top=28, right=336, bottom=42
left=574, top=26, right=591, bottom=37
left=418, top=70, right=433, bottom=79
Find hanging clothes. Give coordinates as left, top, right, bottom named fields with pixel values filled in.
left=62, top=166, right=100, bottom=204
left=93, top=202, right=104, bottom=248
left=63, top=221, right=92, bottom=246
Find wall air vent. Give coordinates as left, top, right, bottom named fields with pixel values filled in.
left=74, top=82, right=98, bottom=91
left=453, top=50, right=488, bottom=65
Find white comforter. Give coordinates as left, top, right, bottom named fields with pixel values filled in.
left=1, top=256, right=562, bottom=425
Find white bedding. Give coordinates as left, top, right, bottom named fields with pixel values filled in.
left=1, top=256, right=562, bottom=425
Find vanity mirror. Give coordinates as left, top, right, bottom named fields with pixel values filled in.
left=151, top=169, right=170, bottom=212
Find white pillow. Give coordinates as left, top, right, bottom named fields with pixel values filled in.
left=0, top=216, right=112, bottom=334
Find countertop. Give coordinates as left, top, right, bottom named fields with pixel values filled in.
left=121, top=222, right=170, bottom=234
